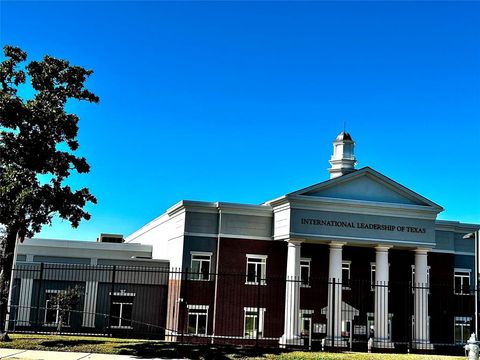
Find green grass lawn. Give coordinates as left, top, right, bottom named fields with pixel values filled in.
left=261, top=352, right=466, bottom=360
left=0, top=334, right=466, bottom=360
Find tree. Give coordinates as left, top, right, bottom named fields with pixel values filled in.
left=0, top=45, right=98, bottom=339
left=49, top=286, right=83, bottom=333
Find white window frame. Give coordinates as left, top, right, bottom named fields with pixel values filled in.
left=109, top=290, right=135, bottom=329
left=299, top=309, right=313, bottom=336
left=454, top=316, right=472, bottom=344
left=370, top=263, right=376, bottom=291
left=243, top=307, right=266, bottom=338
left=190, top=251, right=212, bottom=281
left=44, top=290, right=71, bottom=327
left=342, top=261, right=351, bottom=290
left=245, top=254, right=267, bottom=285
left=187, top=304, right=209, bottom=336
left=454, top=268, right=471, bottom=295
left=300, top=258, right=311, bottom=288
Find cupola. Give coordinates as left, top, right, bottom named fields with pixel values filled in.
left=328, top=131, right=357, bottom=179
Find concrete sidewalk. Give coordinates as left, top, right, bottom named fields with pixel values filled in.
left=0, top=348, right=182, bottom=360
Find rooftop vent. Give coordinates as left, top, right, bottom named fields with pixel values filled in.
left=97, top=233, right=124, bottom=243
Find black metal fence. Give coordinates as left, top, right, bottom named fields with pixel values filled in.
left=7, top=263, right=169, bottom=338
left=5, top=263, right=477, bottom=355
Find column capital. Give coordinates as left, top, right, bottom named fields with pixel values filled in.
left=414, top=248, right=431, bottom=255
left=329, top=241, right=346, bottom=249
left=375, top=245, right=391, bottom=252
left=287, top=239, right=303, bottom=246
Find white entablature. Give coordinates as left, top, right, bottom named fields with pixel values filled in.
left=265, top=167, right=444, bottom=247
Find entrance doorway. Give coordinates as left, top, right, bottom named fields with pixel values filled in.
left=300, top=311, right=313, bottom=349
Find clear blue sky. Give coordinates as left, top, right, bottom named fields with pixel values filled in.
left=1, top=1, right=479, bottom=241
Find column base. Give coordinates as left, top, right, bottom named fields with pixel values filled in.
left=373, top=339, right=395, bottom=349
left=13, top=321, right=30, bottom=327
left=324, top=337, right=348, bottom=348
left=279, top=334, right=302, bottom=347
left=164, top=330, right=178, bottom=343
left=412, top=341, right=434, bottom=350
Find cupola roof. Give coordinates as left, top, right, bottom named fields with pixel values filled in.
left=335, top=131, right=353, bottom=142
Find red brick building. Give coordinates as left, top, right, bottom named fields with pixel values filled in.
left=127, top=132, right=479, bottom=350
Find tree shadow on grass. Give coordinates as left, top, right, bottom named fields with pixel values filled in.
left=40, top=339, right=105, bottom=347
left=116, top=343, right=287, bottom=359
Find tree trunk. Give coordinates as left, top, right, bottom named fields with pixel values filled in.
left=57, top=314, right=63, bottom=333
left=0, top=227, right=19, bottom=341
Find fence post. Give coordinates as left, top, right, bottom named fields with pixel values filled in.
left=408, top=280, right=412, bottom=353
left=331, top=278, right=335, bottom=349
left=255, top=273, right=261, bottom=348
left=108, top=265, right=116, bottom=337
left=181, top=267, right=188, bottom=345
left=33, top=262, right=44, bottom=333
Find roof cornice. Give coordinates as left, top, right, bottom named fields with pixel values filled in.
left=435, top=220, right=480, bottom=232
left=167, top=200, right=272, bottom=217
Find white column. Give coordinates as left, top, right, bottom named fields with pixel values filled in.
left=326, top=242, right=346, bottom=347
left=82, top=281, right=99, bottom=328
left=82, top=258, right=99, bottom=328
left=16, top=278, right=34, bottom=326
left=413, top=248, right=433, bottom=349
left=280, top=240, right=302, bottom=346
left=373, top=246, right=394, bottom=348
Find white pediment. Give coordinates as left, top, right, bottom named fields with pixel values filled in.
left=321, top=301, right=359, bottom=321
left=289, top=167, right=442, bottom=209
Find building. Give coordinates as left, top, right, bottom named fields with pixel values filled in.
left=10, top=234, right=169, bottom=337
left=125, top=131, right=479, bottom=350
left=10, top=131, right=479, bottom=351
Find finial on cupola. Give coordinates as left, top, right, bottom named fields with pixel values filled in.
left=328, top=130, right=357, bottom=179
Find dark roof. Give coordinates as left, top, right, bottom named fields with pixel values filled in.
left=335, top=131, right=353, bottom=142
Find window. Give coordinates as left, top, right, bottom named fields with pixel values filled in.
left=300, top=310, right=313, bottom=336
left=411, top=265, right=430, bottom=294
left=300, top=259, right=311, bottom=287
left=246, top=255, right=267, bottom=285
left=454, top=316, right=472, bottom=344
left=110, top=291, right=135, bottom=328
left=341, top=319, right=351, bottom=338
left=187, top=305, right=208, bottom=335
left=44, top=291, right=70, bottom=326
left=190, top=252, right=212, bottom=281
left=342, top=261, right=351, bottom=289
left=454, top=269, right=471, bottom=295
left=243, top=307, right=265, bottom=338
left=370, top=263, right=376, bottom=291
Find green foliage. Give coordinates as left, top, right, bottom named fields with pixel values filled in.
left=0, top=45, right=98, bottom=335
left=49, top=286, right=83, bottom=331
left=51, top=286, right=82, bottom=312
left=51, top=285, right=82, bottom=327
left=0, top=45, right=98, bottom=238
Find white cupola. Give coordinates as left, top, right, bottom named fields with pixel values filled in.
left=328, top=131, right=357, bottom=179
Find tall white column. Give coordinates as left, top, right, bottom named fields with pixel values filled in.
left=280, top=240, right=302, bottom=347
left=82, top=280, right=98, bottom=327
left=16, top=278, right=34, bottom=326
left=413, top=248, right=433, bottom=349
left=326, top=242, right=346, bottom=347
left=374, top=246, right=394, bottom=348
